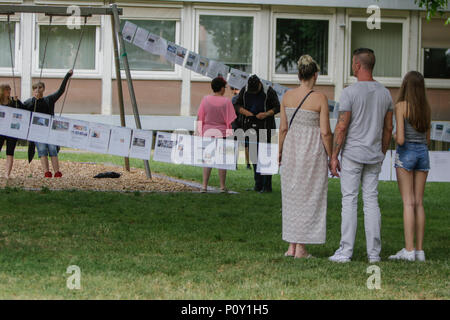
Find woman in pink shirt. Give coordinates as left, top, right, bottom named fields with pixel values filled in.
left=196, top=77, right=237, bottom=193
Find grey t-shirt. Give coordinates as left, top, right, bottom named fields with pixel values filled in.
left=339, top=81, right=393, bottom=164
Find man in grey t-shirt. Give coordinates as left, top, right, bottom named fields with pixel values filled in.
left=329, top=48, right=393, bottom=263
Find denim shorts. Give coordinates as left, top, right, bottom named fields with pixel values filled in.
left=36, top=142, right=58, bottom=157
left=394, top=142, right=430, bottom=172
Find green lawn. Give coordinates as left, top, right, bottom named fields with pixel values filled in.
left=0, top=151, right=449, bottom=299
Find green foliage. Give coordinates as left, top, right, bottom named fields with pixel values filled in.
left=415, top=0, right=450, bottom=24
left=199, top=15, right=253, bottom=72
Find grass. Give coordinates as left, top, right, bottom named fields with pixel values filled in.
left=0, top=150, right=449, bottom=299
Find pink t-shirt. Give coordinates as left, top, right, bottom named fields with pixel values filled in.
left=197, top=95, right=237, bottom=137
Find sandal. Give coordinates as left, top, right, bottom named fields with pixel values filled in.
left=200, top=188, right=207, bottom=193
left=294, top=254, right=313, bottom=259
left=284, top=251, right=295, bottom=257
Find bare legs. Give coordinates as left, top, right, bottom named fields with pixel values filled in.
left=396, top=168, right=427, bottom=252
left=40, top=156, right=60, bottom=173
left=4, top=155, right=13, bottom=179
left=202, top=167, right=227, bottom=191
left=285, top=243, right=309, bottom=258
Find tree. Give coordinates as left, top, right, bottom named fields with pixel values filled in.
left=415, top=0, right=450, bottom=24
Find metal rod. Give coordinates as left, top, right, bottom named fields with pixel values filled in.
left=111, top=4, right=151, bottom=179
left=0, top=4, right=122, bottom=16
left=111, top=10, right=130, bottom=172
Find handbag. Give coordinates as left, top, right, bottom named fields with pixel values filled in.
left=288, top=90, right=314, bottom=129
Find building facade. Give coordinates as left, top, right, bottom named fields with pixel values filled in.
left=0, top=0, right=449, bottom=122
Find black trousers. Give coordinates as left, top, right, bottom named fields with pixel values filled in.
left=0, top=135, right=18, bottom=156
left=250, top=128, right=273, bottom=192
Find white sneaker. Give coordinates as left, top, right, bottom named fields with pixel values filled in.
left=368, top=256, right=381, bottom=263
left=388, top=248, right=415, bottom=261
left=415, top=250, right=426, bottom=262
left=329, top=249, right=351, bottom=263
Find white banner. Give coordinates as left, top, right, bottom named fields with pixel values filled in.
left=7, top=108, right=31, bottom=140
left=48, top=116, right=71, bottom=147
left=257, top=143, right=279, bottom=175
left=153, top=131, right=177, bottom=163
left=87, top=123, right=111, bottom=154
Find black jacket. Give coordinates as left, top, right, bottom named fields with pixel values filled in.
left=24, top=72, right=71, bottom=116
left=234, top=83, right=280, bottom=131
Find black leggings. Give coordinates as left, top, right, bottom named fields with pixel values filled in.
left=0, top=135, right=18, bottom=156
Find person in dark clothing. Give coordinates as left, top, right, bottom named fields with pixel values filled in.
left=230, top=86, right=251, bottom=170
left=24, top=70, right=73, bottom=178
left=0, top=83, right=27, bottom=179
left=234, top=75, right=280, bottom=192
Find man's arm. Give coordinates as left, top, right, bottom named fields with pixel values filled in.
left=330, top=111, right=352, bottom=177
left=382, top=111, right=394, bottom=154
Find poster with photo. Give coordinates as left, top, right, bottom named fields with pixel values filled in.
left=108, top=126, right=132, bottom=157
left=122, top=21, right=137, bottom=43
left=261, top=79, right=273, bottom=88
left=195, top=56, right=210, bottom=76
left=171, top=134, right=193, bottom=165
left=432, top=122, right=445, bottom=141
left=132, top=27, right=149, bottom=50
left=165, top=41, right=178, bottom=65
left=256, top=143, right=279, bottom=175
left=174, top=45, right=187, bottom=66
left=272, top=83, right=289, bottom=102
left=442, top=123, right=450, bottom=143
left=0, top=105, right=12, bottom=136
left=6, top=108, right=31, bottom=140
left=206, top=60, right=230, bottom=79
left=67, top=119, right=90, bottom=150
left=228, top=68, right=249, bottom=90
left=129, top=129, right=153, bottom=160
left=48, top=116, right=71, bottom=147
left=143, top=33, right=167, bottom=56
left=193, top=137, right=216, bottom=168
left=153, top=131, right=177, bottom=163
left=28, top=112, right=52, bottom=143
left=185, top=51, right=200, bottom=72
left=87, top=123, right=111, bottom=154
left=215, top=138, right=238, bottom=171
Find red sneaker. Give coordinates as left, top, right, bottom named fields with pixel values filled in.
left=44, top=171, right=52, bottom=178
left=54, top=171, right=62, bottom=178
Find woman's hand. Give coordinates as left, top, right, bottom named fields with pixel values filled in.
left=278, top=151, right=282, bottom=166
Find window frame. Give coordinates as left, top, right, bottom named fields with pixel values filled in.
left=0, top=20, right=22, bottom=77
left=345, top=16, right=409, bottom=87
left=271, top=12, right=335, bottom=85
left=418, top=16, right=450, bottom=89
left=192, top=8, right=258, bottom=82
left=32, top=14, right=101, bottom=79
left=114, top=17, right=182, bottom=80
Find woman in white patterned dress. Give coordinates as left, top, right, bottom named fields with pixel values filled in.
left=278, top=55, right=333, bottom=259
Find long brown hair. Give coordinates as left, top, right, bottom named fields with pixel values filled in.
left=0, top=84, right=12, bottom=106
left=397, top=71, right=431, bottom=133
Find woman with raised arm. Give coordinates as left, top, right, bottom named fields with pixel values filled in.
left=389, top=71, right=431, bottom=262
left=279, top=55, right=333, bottom=259
left=0, top=84, right=26, bottom=179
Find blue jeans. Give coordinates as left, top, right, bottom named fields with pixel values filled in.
left=395, top=142, right=430, bottom=172
left=36, top=143, right=58, bottom=157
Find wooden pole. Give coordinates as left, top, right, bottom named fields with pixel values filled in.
left=110, top=12, right=130, bottom=172
left=111, top=4, right=151, bottom=179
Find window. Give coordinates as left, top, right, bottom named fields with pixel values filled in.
left=0, top=21, right=16, bottom=68
left=351, top=21, right=403, bottom=78
left=120, top=19, right=176, bottom=72
left=424, top=48, right=450, bottom=79
left=198, top=14, right=253, bottom=73
left=38, top=25, right=96, bottom=70
left=421, top=18, right=450, bottom=79
left=275, top=18, right=329, bottom=75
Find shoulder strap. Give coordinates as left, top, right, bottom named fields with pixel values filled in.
left=288, top=90, right=314, bottom=129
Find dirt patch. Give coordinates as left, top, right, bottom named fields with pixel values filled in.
left=0, top=159, right=197, bottom=193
